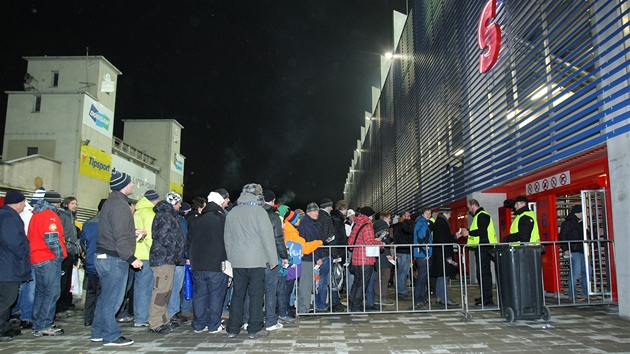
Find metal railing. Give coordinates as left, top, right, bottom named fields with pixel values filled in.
left=288, top=239, right=615, bottom=319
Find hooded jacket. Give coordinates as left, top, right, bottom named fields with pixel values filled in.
left=224, top=192, right=278, bottom=268
left=187, top=202, right=227, bottom=272
left=559, top=213, right=584, bottom=253
left=28, top=201, right=68, bottom=265
left=134, top=197, right=156, bottom=260
left=150, top=200, right=185, bottom=267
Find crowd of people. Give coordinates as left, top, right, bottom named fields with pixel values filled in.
left=2, top=170, right=589, bottom=346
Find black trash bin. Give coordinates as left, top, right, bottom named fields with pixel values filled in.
left=492, top=245, right=550, bottom=322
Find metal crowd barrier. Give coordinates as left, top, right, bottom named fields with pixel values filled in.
left=291, top=239, right=615, bottom=319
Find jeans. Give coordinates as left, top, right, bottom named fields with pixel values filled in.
left=349, top=264, right=374, bottom=311
left=116, top=267, right=134, bottom=319
left=91, top=255, right=129, bottom=343
left=346, top=252, right=354, bottom=293
left=191, top=270, right=228, bottom=332
left=297, top=261, right=314, bottom=314
left=226, top=268, right=265, bottom=335
left=315, top=257, right=330, bottom=310
left=436, top=276, right=452, bottom=303
left=168, top=265, right=185, bottom=318
left=32, top=259, right=62, bottom=331
left=365, top=270, right=375, bottom=307
left=84, top=272, right=101, bottom=325
left=568, top=252, right=588, bottom=298
left=276, top=276, right=294, bottom=318
left=14, top=267, right=35, bottom=321
left=180, top=289, right=193, bottom=314
left=223, top=286, right=233, bottom=315
left=413, top=257, right=429, bottom=304
left=395, top=253, right=411, bottom=294
left=264, top=266, right=279, bottom=327
left=133, top=260, right=154, bottom=324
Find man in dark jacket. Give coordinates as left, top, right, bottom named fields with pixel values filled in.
left=329, top=200, right=349, bottom=311
left=559, top=205, right=588, bottom=300
left=262, top=190, right=288, bottom=330
left=297, top=202, right=321, bottom=314
left=92, top=170, right=142, bottom=346
left=187, top=191, right=229, bottom=333
left=0, top=190, right=30, bottom=342
left=392, top=211, right=415, bottom=297
left=81, top=199, right=106, bottom=327
left=314, top=198, right=335, bottom=312
left=148, top=192, right=185, bottom=334
left=430, top=207, right=463, bottom=307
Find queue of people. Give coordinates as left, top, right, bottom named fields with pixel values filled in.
left=0, top=178, right=589, bottom=346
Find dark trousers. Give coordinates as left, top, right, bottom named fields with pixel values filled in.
left=191, top=271, right=228, bottom=332
left=0, top=282, right=20, bottom=332
left=56, top=256, right=73, bottom=312
left=84, top=273, right=101, bottom=325
left=226, top=268, right=265, bottom=335
left=349, top=264, right=374, bottom=312
left=475, top=246, right=494, bottom=303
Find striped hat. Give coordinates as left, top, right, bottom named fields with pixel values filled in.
left=110, top=170, right=131, bottom=191
left=31, top=188, right=46, bottom=206
left=286, top=210, right=300, bottom=225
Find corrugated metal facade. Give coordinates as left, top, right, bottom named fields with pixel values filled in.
left=348, top=0, right=630, bottom=214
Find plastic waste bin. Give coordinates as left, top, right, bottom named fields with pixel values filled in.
left=492, top=245, right=550, bottom=322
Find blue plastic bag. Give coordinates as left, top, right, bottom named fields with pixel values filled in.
left=184, top=264, right=193, bottom=300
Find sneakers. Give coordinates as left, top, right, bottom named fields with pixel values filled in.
left=379, top=298, right=395, bottom=306
left=166, top=320, right=180, bottom=328
left=248, top=329, right=270, bottom=339
left=193, top=326, right=208, bottom=333
left=265, top=323, right=283, bottom=331
left=103, top=336, right=134, bottom=346
left=149, top=325, right=172, bottom=334
left=209, top=324, right=225, bottom=334
left=171, top=313, right=188, bottom=322
left=278, top=316, right=295, bottom=324
left=134, top=322, right=149, bottom=327
left=226, top=332, right=237, bottom=338
left=446, top=300, right=459, bottom=307
left=90, top=337, right=103, bottom=342
left=117, top=316, right=134, bottom=323
left=33, top=327, right=64, bottom=336
left=242, top=323, right=248, bottom=330
left=20, top=320, right=33, bottom=329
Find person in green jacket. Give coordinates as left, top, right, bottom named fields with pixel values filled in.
left=131, top=190, right=160, bottom=327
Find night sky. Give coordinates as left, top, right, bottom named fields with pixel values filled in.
left=0, top=1, right=407, bottom=209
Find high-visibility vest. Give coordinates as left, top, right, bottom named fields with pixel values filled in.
left=509, top=210, right=540, bottom=243
left=467, top=210, right=498, bottom=246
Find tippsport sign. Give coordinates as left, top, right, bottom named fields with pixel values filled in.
left=526, top=171, right=571, bottom=195
left=478, top=0, right=502, bottom=73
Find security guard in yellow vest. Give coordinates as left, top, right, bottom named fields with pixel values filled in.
left=504, top=195, right=540, bottom=243
left=462, top=199, right=497, bottom=306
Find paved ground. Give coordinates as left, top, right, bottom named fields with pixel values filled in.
left=1, top=303, right=628, bottom=353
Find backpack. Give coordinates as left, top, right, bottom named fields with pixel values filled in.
left=330, top=262, right=344, bottom=291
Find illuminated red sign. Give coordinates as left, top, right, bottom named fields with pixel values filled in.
left=478, top=0, right=502, bottom=73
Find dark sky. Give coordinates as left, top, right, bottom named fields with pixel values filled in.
left=0, top=1, right=407, bottom=209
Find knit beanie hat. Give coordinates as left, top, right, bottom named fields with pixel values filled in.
left=439, top=206, right=451, bottom=213
left=263, top=189, right=276, bottom=203
left=181, top=202, right=192, bottom=213
left=207, top=191, right=225, bottom=205
left=110, top=169, right=131, bottom=191
left=144, top=189, right=160, bottom=202
left=31, top=188, right=46, bottom=206
left=4, top=190, right=26, bottom=204
left=306, top=202, right=319, bottom=213
left=571, top=205, right=582, bottom=214
left=360, top=206, right=376, bottom=217
left=215, top=188, right=230, bottom=200
left=286, top=210, right=300, bottom=225
left=277, top=205, right=290, bottom=219
left=166, top=191, right=182, bottom=205
left=43, top=190, right=62, bottom=203
left=320, top=198, right=333, bottom=208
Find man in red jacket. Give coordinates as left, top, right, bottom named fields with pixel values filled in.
left=28, top=191, right=67, bottom=336
left=347, top=207, right=383, bottom=312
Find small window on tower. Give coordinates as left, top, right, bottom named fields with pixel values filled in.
left=51, top=71, right=59, bottom=87
left=33, top=96, right=41, bottom=112
left=27, top=147, right=39, bottom=156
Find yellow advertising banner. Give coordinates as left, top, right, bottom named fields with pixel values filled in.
left=79, top=145, right=112, bottom=182
left=170, top=182, right=184, bottom=196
